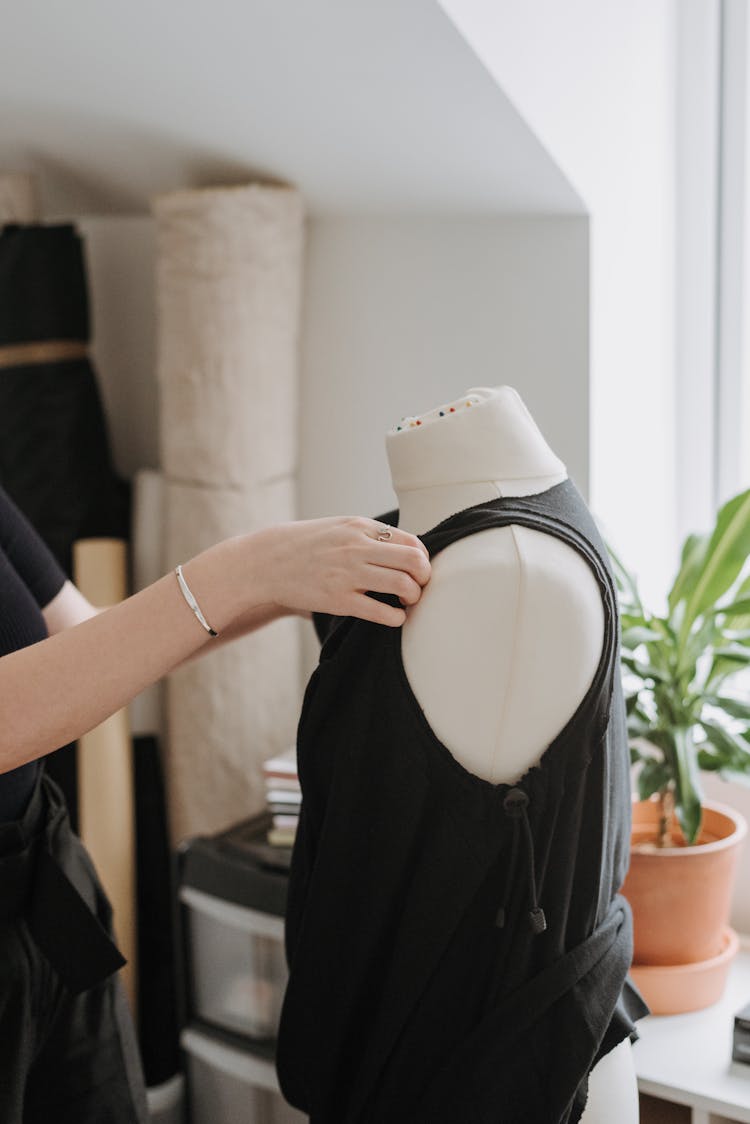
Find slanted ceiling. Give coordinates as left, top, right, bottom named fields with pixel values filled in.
left=0, top=0, right=583, bottom=217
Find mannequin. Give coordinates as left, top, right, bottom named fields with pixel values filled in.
left=387, top=385, right=639, bottom=1124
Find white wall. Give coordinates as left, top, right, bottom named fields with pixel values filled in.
left=439, top=0, right=678, bottom=613
left=298, top=215, right=589, bottom=521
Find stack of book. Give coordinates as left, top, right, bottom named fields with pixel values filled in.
left=262, top=747, right=301, bottom=846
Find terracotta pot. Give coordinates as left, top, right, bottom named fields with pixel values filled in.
left=621, top=796, right=747, bottom=966
left=629, top=926, right=739, bottom=1015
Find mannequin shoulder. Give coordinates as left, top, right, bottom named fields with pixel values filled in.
left=401, top=525, right=606, bottom=780
left=406, top=524, right=604, bottom=628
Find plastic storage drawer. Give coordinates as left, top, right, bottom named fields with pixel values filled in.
left=180, top=812, right=292, bottom=1042
left=180, top=886, right=287, bottom=1038
left=181, top=1025, right=305, bottom=1124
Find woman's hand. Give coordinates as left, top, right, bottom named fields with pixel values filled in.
left=247, top=516, right=431, bottom=627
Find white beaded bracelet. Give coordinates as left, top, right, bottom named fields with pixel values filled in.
left=174, top=564, right=219, bottom=638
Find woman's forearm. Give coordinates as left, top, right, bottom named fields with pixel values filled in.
left=0, top=515, right=431, bottom=775
left=0, top=535, right=258, bottom=773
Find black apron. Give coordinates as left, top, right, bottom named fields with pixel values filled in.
left=0, top=769, right=149, bottom=1124
left=0, top=769, right=125, bottom=993
left=276, top=476, right=649, bottom=1124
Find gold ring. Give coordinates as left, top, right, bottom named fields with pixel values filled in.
left=376, top=528, right=393, bottom=541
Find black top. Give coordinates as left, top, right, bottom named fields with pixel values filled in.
left=276, top=475, right=650, bottom=1124
left=0, top=484, right=67, bottom=821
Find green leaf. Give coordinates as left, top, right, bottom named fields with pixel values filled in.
left=679, top=488, right=750, bottom=648
left=697, top=747, right=724, bottom=771
left=621, top=611, right=651, bottom=631
left=701, top=718, right=750, bottom=763
left=676, top=614, right=719, bottom=680
left=710, top=644, right=750, bottom=660
left=713, top=571, right=750, bottom=628
left=711, top=596, right=750, bottom=619
left=668, top=531, right=709, bottom=613
left=724, top=629, right=750, bottom=645
left=636, top=758, right=672, bottom=800
left=620, top=625, right=664, bottom=650
left=704, top=646, right=750, bottom=691
left=704, top=693, right=750, bottom=720
left=673, top=726, right=704, bottom=843
left=621, top=655, right=671, bottom=683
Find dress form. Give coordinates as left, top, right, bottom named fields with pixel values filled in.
left=386, top=385, right=638, bottom=1124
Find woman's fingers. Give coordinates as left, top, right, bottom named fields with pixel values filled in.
left=347, top=592, right=407, bottom=628
left=364, top=541, right=431, bottom=586
left=362, top=564, right=423, bottom=606
left=352, top=520, right=431, bottom=608
left=367, top=522, right=429, bottom=555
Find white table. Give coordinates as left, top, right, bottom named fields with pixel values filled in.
left=633, top=940, right=750, bottom=1124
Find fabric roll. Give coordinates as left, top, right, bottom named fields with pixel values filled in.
left=133, top=732, right=180, bottom=1087
left=131, top=468, right=164, bottom=593
left=152, top=183, right=305, bottom=490
left=154, top=182, right=304, bottom=844
left=164, top=475, right=295, bottom=563
left=0, top=172, right=39, bottom=224
left=73, top=538, right=137, bottom=1015
left=163, top=478, right=301, bottom=843
left=0, top=223, right=131, bottom=574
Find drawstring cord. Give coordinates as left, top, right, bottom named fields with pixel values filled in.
left=494, top=787, right=547, bottom=936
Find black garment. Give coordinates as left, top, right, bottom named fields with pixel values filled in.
left=0, top=483, right=67, bottom=821
left=276, top=476, right=650, bottom=1124
left=0, top=224, right=131, bottom=574
left=0, top=769, right=148, bottom=1123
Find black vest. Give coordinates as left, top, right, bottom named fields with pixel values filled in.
left=276, top=476, right=649, bottom=1123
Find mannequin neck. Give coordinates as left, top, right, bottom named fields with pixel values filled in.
left=386, top=385, right=567, bottom=535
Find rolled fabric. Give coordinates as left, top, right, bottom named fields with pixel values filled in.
left=73, top=537, right=137, bottom=1015
left=0, top=172, right=39, bottom=224
left=163, top=478, right=301, bottom=843
left=131, top=467, right=164, bottom=593
left=164, top=475, right=295, bottom=563
left=0, top=223, right=131, bottom=574
left=154, top=182, right=304, bottom=843
left=152, top=183, right=305, bottom=490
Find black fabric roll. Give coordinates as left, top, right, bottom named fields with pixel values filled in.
left=0, top=224, right=89, bottom=345
left=133, top=735, right=180, bottom=1086
left=0, top=357, right=131, bottom=573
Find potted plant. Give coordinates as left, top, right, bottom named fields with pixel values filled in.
left=605, top=485, right=750, bottom=1014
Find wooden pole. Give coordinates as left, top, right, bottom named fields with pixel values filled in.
left=73, top=537, right=138, bottom=1016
